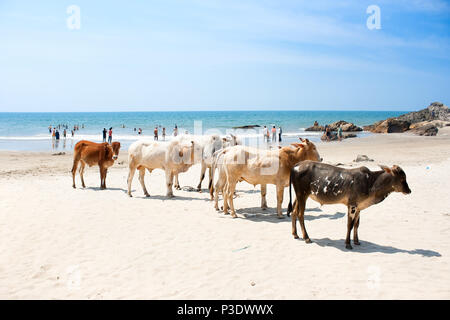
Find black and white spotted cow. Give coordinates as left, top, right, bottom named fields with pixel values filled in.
left=287, top=161, right=411, bottom=249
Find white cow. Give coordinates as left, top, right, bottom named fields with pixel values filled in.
left=127, top=139, right=201, bottom=197
left=172, top=134, right=240, bottom=192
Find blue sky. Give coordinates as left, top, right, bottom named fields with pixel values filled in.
left=0, top=0, right=449, bottom=112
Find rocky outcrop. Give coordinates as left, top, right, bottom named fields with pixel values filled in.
left=327, top=121, right=362, bottom=132
left=363, top=119, right=410, bottom=133
left=397, top=102, right=449, bottom=123
left=306, top=120, right=361, bottom=132
left=320, top=132, right=357, bottom=141
left=409, top=123, right=439, bottom=136
left=305, top=125, right=324, bottom=132
left=364, top=102, right=448, bottom=135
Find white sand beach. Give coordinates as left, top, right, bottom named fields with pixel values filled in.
left=1, top=132, right=450, bottom=299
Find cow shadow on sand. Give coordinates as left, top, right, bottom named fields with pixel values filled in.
left=234, top=207, right=345, bottom=223
left=86, top=186, right=128, bottom=192
left=136, top=193, right=211, bottom=202
left=309, top=237, right=441, bottom=257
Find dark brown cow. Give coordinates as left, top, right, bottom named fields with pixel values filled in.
left=287, top=161, right=411, bottom=249
left=72, top=140, right=121, bottom=189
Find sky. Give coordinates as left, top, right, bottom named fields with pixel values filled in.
left=0, top=0, right=449, bottom=112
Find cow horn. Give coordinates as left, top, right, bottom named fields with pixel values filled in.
left=379, top=165, right=393, bottom=174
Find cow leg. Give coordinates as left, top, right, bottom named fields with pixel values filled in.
left=165, top=170, right=175, bottom=197
left=127, top=162, right=138, bottom=197
left=222, top=181, right=229, bottom=215
left=298, top=197, right=311, bottom=243
left=139, top=167, right=150, bottom=197
left=291, top=199, right=299, bottom=239
left=214, top=174, right=225, bottom=211
left=174, top=174, right=181, bottom=190
left=79, top=161, right=86, bottom=188
left=197, top=162, right=207, bottom=191
left=207, top=166, right=213, bottom=198
left=103, top=169, right=108, bottom=189
left=99, top=166, right=106, bottom=189
left=260, top=184, right=268, bottom=209
left=276, top=184, right=284, bottom=218
left=353, top=210, right=361, bottom=245
left=71, top=158, right=79, bottom=188
left=227, top=179, right=238, bottom=218
left=345, top=206, right=357, bottom=249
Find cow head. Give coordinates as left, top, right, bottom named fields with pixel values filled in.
left=103, top=143, right=114, bottom=162
left=111, top=141, right=121, bottom=160
left=380, top=165, right=411, bottom=194
left=292, top=138, right=322, bottom=162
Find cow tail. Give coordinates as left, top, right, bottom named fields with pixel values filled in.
left=209, top=150, right=219, bottom=196
left=287, top=169, right=293, bottom=217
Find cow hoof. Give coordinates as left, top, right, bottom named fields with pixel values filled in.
left=145, top=193, right=150, bottom=197
left=305, top=238, right=312, bottom=244
left=167, top=194, right=174, bottom=198
left=293, top=234, right=299, bottom=239
left=346, top=244, right=353, bottom=250
left=354, top=241, right=361, bottom=246
left=231, top=214, right=238, bottom=219
left=72, top=185, right=76, bottom=189
left=277, top=215, right=284, bottom=219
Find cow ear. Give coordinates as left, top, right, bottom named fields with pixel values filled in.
left=291, top=143, right=304, bottom=148
left=179, top=151, right=183, bottom=157
left=380, top=165, right=393, bottom=175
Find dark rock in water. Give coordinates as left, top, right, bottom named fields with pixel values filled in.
left=410, top=123, right=439, bottom=136
left=364, top=118, right=410, bottom=133
left=305, top=125, right=325, bottom=132
left=328, top=121, right=362, bottom=132
left=232, top=125, right=261, bottom=129
left=308, top=121, right=362, bottom=132
left=344, top=133, right=357, bottom=139
left=354, top=155, right=374, bottom=162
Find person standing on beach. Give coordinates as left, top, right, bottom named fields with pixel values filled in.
left=55, top=130, right=60, bottom=140
left=173, top=125, right=178, bottom=137
left=271, top=126, right=277, bottom=142
left=162, top=127, right=166, bottom=141
left=71, top=130, right=74, bottom=137
left=337, top=126, right=343, bottom=141
left=263, top=126, right=267, bottom=142
left=102, top=128, right=107, bottom=142
left=154, top=127, right=159, bottom=141
left=52, top=128, right=56, bottom=140
left=278, top=127, right=282, bottom=142
left=108, top=127, right=113, bottom=144
left=63, top=129, right=67, bottom=139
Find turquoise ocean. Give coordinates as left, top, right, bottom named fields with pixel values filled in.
left=0, top=111, right=406, bottom=151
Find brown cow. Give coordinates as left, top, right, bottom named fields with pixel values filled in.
left=72, top=140, right=121, bottom=189
left=215, top=138, right=321, bottom=218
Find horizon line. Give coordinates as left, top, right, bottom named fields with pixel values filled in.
left=0, top=109, right=413, bottom=113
